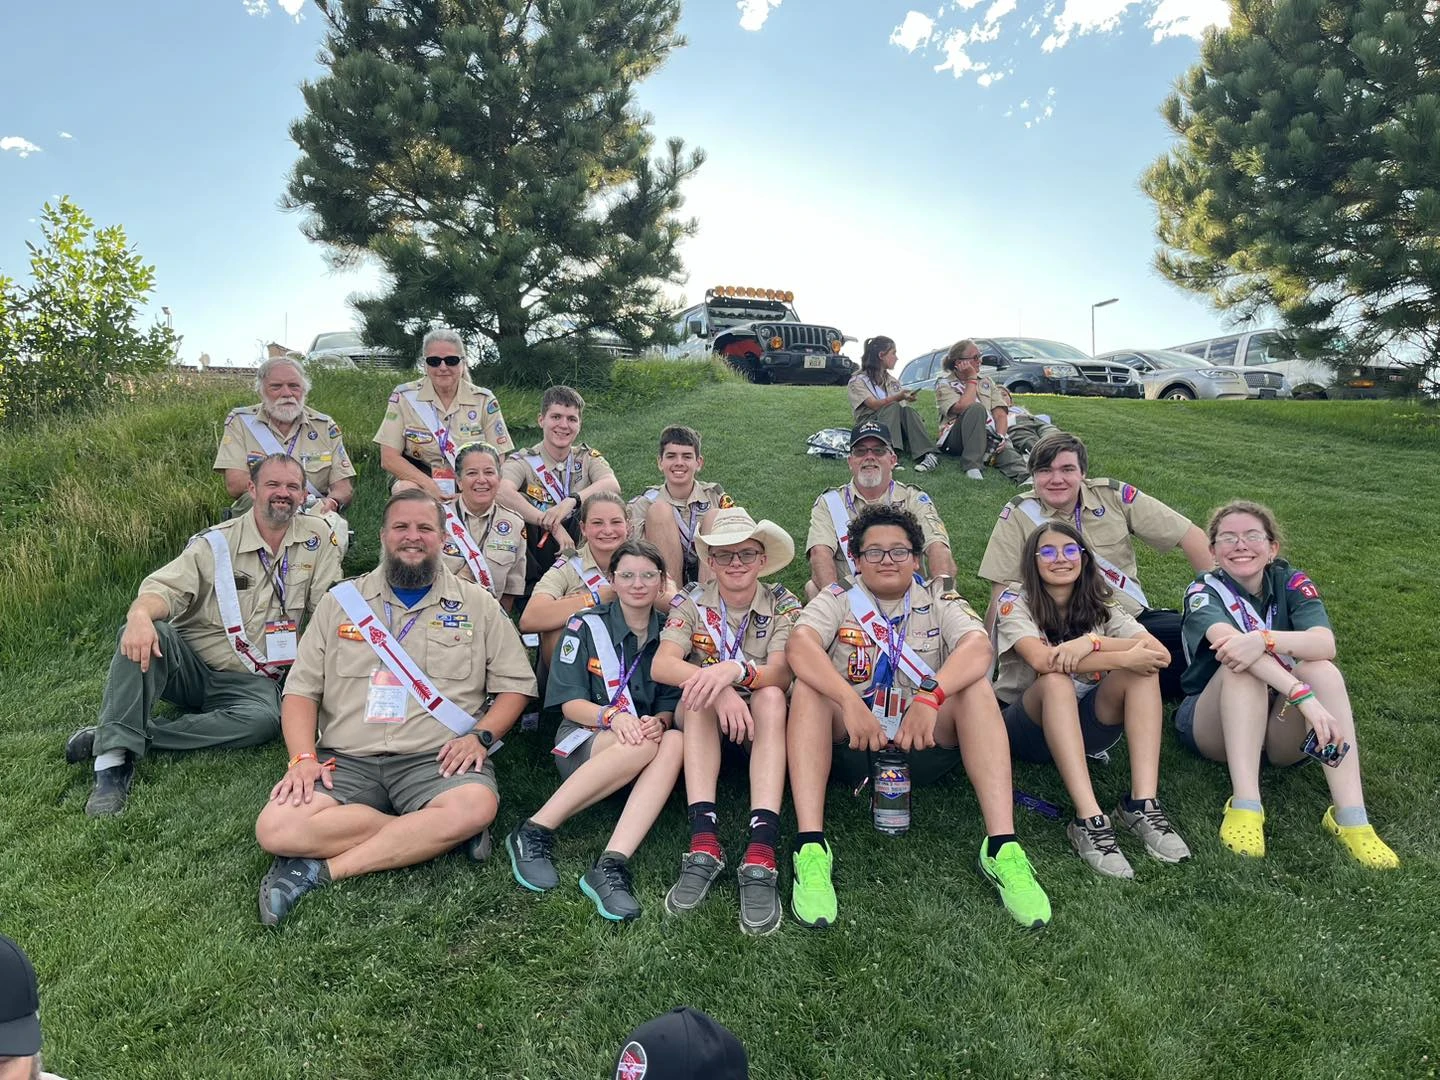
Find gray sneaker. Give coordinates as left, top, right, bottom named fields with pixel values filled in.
left=1115, top=798, right=1192, bottom=863
left=737, top=863, right=782, bottom=936
left=1067, top=813, right=1135, bottom=879
left=506, top=821, right=559, bottom=891
left=664, top=850, right=725, bottom=915
left=580, top=854, right=642, bottom=922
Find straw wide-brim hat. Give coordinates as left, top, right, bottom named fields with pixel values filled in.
left=695, top=508, right=795, bottom=576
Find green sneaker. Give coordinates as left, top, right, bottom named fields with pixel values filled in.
left=977, top=839, right=1051, bottom=929
left=790, top=841, right=837, bottom=928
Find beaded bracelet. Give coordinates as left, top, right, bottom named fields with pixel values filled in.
left=1262, top=630, right=1277, bottom=654
left=1088, top=633, right=1102, bottom=652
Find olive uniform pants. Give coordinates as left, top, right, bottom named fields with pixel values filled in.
left=938, top=403, right=1029, bottom=481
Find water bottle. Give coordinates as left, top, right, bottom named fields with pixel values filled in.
left=871, top=749, right=911, bottom=836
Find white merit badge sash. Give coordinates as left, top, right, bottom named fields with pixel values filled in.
left=443, top=505, right=497, bottom=597
left=696, top=601, right=753, bottom=663
left=823, top=489, right=858, bottom=576
left=580, top=613, right=636, bottom=714
left=1201, top=573, right=1294, bottom=670
left=204, top=531, right=290, bottom=679
left=570, top=556, right=609, bottom=603
left=1017, top=498, right=1149, bottom=609
left=843, top=586, right=937, bottom=743
left=526, top=452, right=572, bottom=506
left=239, top=414, right=321, bottom=499
left=401, top=391, right=459, bottom=467
left=331, top=582, right=477, bottom=737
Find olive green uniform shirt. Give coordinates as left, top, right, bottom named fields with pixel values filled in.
left=992, top=589, right=1146, bottom=702
left=660, top=580, right=803, bottom=666
left=214, top=404, right=356, bottom=494
left=544, top=602, right=681, bottom=716
left=805, top=482, right=951, bottom=587
left=933, top=374, right=1004, bottom=427
left=373, top=378, right=514, bottom=472
left=441, top=501, right=528, bottom=600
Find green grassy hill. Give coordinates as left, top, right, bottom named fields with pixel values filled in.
left=2, top=366, right=1437, bottom=1079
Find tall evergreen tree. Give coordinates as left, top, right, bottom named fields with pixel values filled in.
left=1142, top=0, right=1440, bottom=390
left=286, top=0, right=703, bottom=383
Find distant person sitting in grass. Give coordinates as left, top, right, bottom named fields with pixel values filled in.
left=252, top=489, right=537, bottom=926
left=439, top=442, right=527, bottom=611
left=933, top=339, right=1029, bottom=482
left=784, top=505, right=1052, bottom=930
left=505, top=540, right=683, bottom=922
left=627, top=425, right=733, bottom=586
left=65, top=455, right=343, bottom=817
left=994, top=522, right=1190, bottom=880
left=1177, top=500, right=1399, bottom=868
left=848, top=335, right=939, bottom=472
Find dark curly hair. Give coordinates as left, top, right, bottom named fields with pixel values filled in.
left=846, top=504, right=924, bottom=565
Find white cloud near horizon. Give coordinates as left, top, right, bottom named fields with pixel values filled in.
left=738, top=0, right=783, bottom=31
left=890, top=10, right=935, bottom=51
left=58, top=131, right=74, bottom=139
left=1, top=136, right=42, bottom=158
left=241, top=0, right=305, bottom=20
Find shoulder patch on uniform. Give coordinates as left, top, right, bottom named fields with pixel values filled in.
left=1184, top=580, right=1207, bottom=595
left=1287, top=570, right=1320, bottom=599
left=1120, top=483, right=1138, bottom=504
left=664, top=616, right=685, bottom=630
left=941, top=590, right=962, bottom=602
left=328, top=422, right=341, bottom=439
left=999, top=505, right=1012, bottom=520
left=771, top=584, right=802, bottom=616
left=998, top=587, right=1020, bottom=603
left=553, top=556, right=569, bottom=569
left=917, top=492, right=931, bottom=504
left=589, top=448, right=602, bottom=458
left=718, top=493, right=734, bottom=509
left=1187, top=592, right=1210, bottom=611
left=826, top=583, right=847, bottom=597
left=566, top=616, right=584, bottom=631
left=558, top=636, right=579, bottom=664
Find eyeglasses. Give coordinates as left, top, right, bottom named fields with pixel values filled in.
left=614, top=570, right=663, bottom=583
left=1037, top=543, right=1083, bottom=561
left=710, top=549, right=763, bottom=566
left=858, top=546, right=915, bottom=564
left=850, top=444, right=889, bottom=458
left=1214, top=530, right=1269, bottom=547
left=425, top=355, right=463, bottom=367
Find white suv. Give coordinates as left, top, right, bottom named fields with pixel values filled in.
left=1170, top=329, right=1396, bottom=399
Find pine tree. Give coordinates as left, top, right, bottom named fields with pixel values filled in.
left=286, top=0, right=704, bottom=384
left=1142, top=0, right=1440, bottom=391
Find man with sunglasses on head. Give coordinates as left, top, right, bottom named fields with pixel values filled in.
left=803, top=421, right=956, bottom=600
left=978, top=431, right=1211, bottom=699
left=374, top=329, right=514, bottom=502
left=785, top=504, right=1051, bottom=930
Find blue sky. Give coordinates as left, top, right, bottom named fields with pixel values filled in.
left=1, top=0, right=1241, bottom=367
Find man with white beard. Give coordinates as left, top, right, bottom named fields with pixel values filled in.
left=65, top=455, right=344, bottom=816
left=214, top=354, right=357, bottom=554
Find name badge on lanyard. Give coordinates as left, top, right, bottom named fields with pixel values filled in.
left=872, top=685, right=906, bottom=743
left=552, top=726, right=594, bottom=757
left=265, top=619, right=298, bottom=664
left=364, top=606, right=421, bottom=724
left=433, top=466, right=457, bottom=498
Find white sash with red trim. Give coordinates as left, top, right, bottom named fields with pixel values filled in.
left=695, top=601, right=754, bottom=663
left=204, top=531, right=289, bottom=679
left=844, top=585, right=937, bottom=686
left=580, top=613, right=636, bottom=713
left=332, top=582, right=477, bottom=737
left=239, top=414, right=321, bottom=499
left=443, top=505, right=497, bottom=598
left=570, top=556, right=609, bottom=603
left=401, top=391, right=458, bottom=467
left=1200, top=573, right=1294, bottom=670
left=526, top=452, right=571, bottom=505
left=823, top=489, right=857, bottom=576
left=1016, top=498, right=1149, bottom=609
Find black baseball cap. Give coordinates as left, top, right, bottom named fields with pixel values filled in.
left=849, top=420, right=893, bottom=450
left=0, top=934, right=42, bottom=1057
left=612, top=1007, right=747, bottom=1079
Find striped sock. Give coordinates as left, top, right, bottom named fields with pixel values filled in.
left=687, top=801, right=723, bottom=859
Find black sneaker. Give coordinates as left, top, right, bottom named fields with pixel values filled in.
left=506, top=821, right=558, bottom=891
left=463, top=828, right=493, bottom=863
left=65, top=726, right=96, bottom=764
left=258, top=856, right=331, bottom=926
left=85, top=758, right=134, bottom=817
left=580, top=855, right=642, bottom=922
left=737, top=862, right=783, bottom=936
left=664, top=850, right=725, bottom=915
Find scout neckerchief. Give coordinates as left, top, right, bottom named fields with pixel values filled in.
left=580, top=613, right=643, bottom=714
left=203, top=530, right=290, bottom=679
left=332, top=581, right=479, bottom=737
left=1201, top=571, right=1294, bottom=671
left=1016, top=498, right=1150, bottom=609
left=240, top=413, right=322, bottom=499
left=400, top=389, right=459, bottom=467
left=823, top=482, right=897, bottom=578
left=443, top=503, right=498, bottom=598
left=696, top=593, right=753, bottom=663
left=569, top=553, right=610, bottom=603
left=841, top=584, right=936, bottom=742
left=526, top=448, right=573, bottom=506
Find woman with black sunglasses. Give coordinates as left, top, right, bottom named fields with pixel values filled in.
left=994, top=521, right=1189, bottom=880
left=374, top=328, right=515, bottom=501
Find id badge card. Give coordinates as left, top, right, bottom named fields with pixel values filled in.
left=264, top=619, right=298, bottom=665
left=871, top=686, right=904, bottom=743
left=552, top=726, right=595, bottom=758
left=433, top=467, right=457, bottom=497
left=365, top=668, right=408, bottom=724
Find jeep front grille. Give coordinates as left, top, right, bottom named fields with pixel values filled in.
left=778, top=325, right=832, bottom=351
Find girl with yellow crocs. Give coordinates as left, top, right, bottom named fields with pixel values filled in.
left=1175, top=500, right=1398, bottom=868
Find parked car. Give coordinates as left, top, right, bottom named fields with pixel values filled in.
left=304, top=331, right=406, bottom=370
left=898, top=337, right=1142, bottom=398
left=1096, top=348, right=1269, bottom=401
left=1169, top=329, right=1399, bottom=399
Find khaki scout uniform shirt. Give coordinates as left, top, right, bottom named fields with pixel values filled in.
left=795, top=579, right=986, bottom=699
left=805, top=482, right=951, bottom=587
left=373, top=378, right=515, bottom=473
left=285, top=565, right=537, bottom=756
left=978, top=478, right=1192, bottom=615
left=501, top=442, right=615, bottom=512
left=847, top=372, right=902, bottom=419
left=213, top=404, right=357, bottom=495
left=628, top=480, right=733, bottom=547
left=441, top=500, right=528, bottom=599
left=660, top=580, right=803, bottom=667
left=992, top=589, right=1146, bottom=702
left=138, top=512, right=343, bottom=674
left=533, top=545, right=607, bottom=599
left=933, top=375, right=1004, bottom=428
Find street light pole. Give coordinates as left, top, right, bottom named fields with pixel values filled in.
left=1091, top=297, right=1119, bottom=355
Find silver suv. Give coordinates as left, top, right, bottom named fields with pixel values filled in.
left=1169, top=329, right=1396, bottom=399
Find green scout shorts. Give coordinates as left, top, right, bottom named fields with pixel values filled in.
left=321, top=749, right=497, bottom=814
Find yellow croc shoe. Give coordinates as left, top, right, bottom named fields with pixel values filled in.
left=1220, top=798, right=1265, bottom=857
left=1323, top=806, right=1400, bottom=870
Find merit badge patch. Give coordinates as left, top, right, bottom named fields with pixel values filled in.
left=486, top=399, right=500, bottom=414
left=1093, top=506, right=1106, bottom=517
left=440, top=598, right=462, bottom=612
left=615, top=1041, right=648, bottom=1080
left=495, top=520, right=511, bottom=535
left=304, top=535, right=320, bottom=551
left=1121, top=484, right=1138, bottom=504
left=308, top=430, right=319, bottom=440
left=559, top=636, right=580, bottom=664
left=328, top=423, right=340, bottom=439
left=1287, top=571, right=1320, bottom=599
left=338, top=622, right=363, bottom=641
left=1188, top=592, right=1210, bottom=611
left=467, top=410, right=478, bottom=420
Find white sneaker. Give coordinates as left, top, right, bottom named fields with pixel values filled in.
left=914, top=453, right=939, bottom=473
left=965, top=468, right=984, bottom=480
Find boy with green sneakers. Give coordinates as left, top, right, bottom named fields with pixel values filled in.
left=784, top=504, right=1052, bottom=930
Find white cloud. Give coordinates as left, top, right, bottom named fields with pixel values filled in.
left=241, top=0, right=304, bottom=20
left=890, top=11, right=935, bottom=51
left=737, top=0, right=782, bottom=31
left=1, top=136, right=42, bottom=158
left=279, top=0, right=304, bottom=14
left=1148, top=0, right=1229, bottom=40
left=58, top=130, right=73, bottom=139
left=1041, top=0, right=1137, bottom=52
left=984, top=0, right=1019, bottom=23
left=935, top=28, right=986, bottom=77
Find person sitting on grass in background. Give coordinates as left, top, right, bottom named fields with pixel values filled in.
left=627, top=425, right=733, bottom=586
left=506, top=540, right=684, bottom=922
left=1177, top=500, right=1398, bottom=868
left=933, top=339, right=1029, bottom=483
left=252, top=489, right=536, bottom=926
left=994, top=522, right=1190, bottom=879
left=497, top=385, right=620, bottom=592
left=439, top=442, right=527, bottom=611
left=784, top=504, right=1051, bottom=930
left=847, top=335, right=939, bottom=472
left=651, top=508, right=803, bottom=936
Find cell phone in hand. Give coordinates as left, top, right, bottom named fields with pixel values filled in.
left=1301, top=729, right=1351, bottom=769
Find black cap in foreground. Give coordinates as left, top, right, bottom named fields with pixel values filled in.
left=612, top=1006, right=747, bottom=1079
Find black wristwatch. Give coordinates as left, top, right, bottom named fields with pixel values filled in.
left=476, top=729, right=495, bottom=749
left=918, top=676, right=940, bottom=694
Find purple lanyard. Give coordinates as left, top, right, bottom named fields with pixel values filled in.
left=283, top=427, right=302, bottom=456
left=845, top=481, right=894, bottom=515
left=610, top=643, right=647, bottom=707
left=383, top=601, right=423, bottom=642
left=716, top=599, right=751, bottom=661
left=257, top=549, right=289, bottom=607
left=886, top=594, right=911, bottom=678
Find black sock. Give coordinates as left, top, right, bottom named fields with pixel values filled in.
left=1122, top=793, right=1151, bottom=812
left=986, top=833, right=1018, bottom=858
left=747, top=808, right=781, bottom=851
left=687, top=801, right=722, bottom=857
left=794, top=830, right=826, bottom=852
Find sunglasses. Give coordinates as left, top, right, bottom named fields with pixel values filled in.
left=425, top=355, right=463, bottom=367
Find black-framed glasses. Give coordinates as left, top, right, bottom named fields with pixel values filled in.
left=710, top=548, right=763, bottom=567
left=858, top=546, right=915, bottom=564
left=425, top=355, right=463, bottom=367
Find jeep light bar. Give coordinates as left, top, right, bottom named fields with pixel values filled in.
left=706, top=286, right=795, bottom=302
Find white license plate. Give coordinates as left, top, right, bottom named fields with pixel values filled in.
left=803, top=356, right=826, bottom=369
